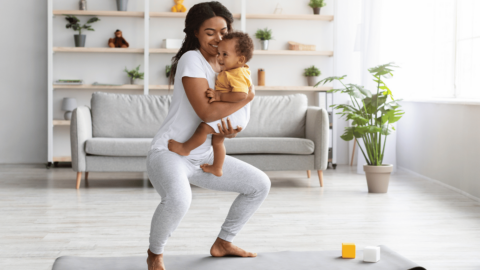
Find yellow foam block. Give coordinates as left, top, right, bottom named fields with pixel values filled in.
left=342, top=243, right=356, bottom=259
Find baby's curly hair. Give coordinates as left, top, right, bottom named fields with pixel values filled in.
left=222, top=31, right=254, bottom=63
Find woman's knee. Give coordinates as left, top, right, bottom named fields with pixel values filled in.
left=253, top=170, right=271, bottom=196
left=162, top=194, right=192, bottom=215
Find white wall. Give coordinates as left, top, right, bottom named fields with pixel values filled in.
left=0, top=1, right=48, bottom=163
left=397, top=101, right=480, bottom=200
left=1, top=0, right=354, bottom=164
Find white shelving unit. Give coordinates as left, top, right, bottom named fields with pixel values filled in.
left=47, top=0, right=336, bottom=167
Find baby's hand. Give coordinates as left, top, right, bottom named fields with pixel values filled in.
left=206, top=88, right=222, bottom=103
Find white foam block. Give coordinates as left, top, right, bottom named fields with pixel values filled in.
left=363, top=246, right=380, bottom=262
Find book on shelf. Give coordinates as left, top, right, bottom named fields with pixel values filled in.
left=54, top=79, right=83, bottom=85
left=92, top=82, right=123, bottom=86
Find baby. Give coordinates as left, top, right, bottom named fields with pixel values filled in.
left=168, top=31, right=254, bottom=176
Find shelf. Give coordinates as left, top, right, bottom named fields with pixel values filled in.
left=53, top=10, right=332, bottom=21
left=150, top=48, right=333, bottom=56
left=53, top=47, right=144, bottom=53
left=246, top=14, right=333, bottom=21
left=149, top=48, right=179, bottom=54
left=53, top=47, right=332, bottom=56
left=53, top=84, right=331, bottom=91
left=255, top=50, right=333, bottom=56
left=150, top=12, right=241, bottom=19
left=53, top=120, right=70, bottom=126
left=53, top=156, right=72, bottom=162
left=256, top=86, right=331, bottom=91
left=53, top=10, right=144, bottom=17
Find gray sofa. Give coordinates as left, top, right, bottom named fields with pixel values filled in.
left=70, top=92, right=329, bottom=189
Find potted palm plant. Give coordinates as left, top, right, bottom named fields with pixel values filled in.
left=315, top=63, right=404, bottom=193
left=309, top=0, right=327, bottom=15
left=64, top=15, right=100, bottom=47
left=255, top=28, right=273, bottom=50
left=304, top=65, right=321, bottom=86
left=124, top=65, right=144, bottom=84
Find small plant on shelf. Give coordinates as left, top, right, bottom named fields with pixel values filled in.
left=255, top=28, right=273, bottom=50
left=64, top=15, right=100, bottom=47
left=308, top=0, right=327, bottom=15
left=304, top=65, right=321, bottom=86
left=315, top=62, right=404, bottom=193
left=304, top=65, right=321, bottom=77
left=165, top=65, right=171, bottom=78
left=124, top=65, right=144, bottom=84
left=255, top=27, right=273, bottom=41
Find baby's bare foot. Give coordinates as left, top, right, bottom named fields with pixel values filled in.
left=210, top=237, right=257, bottom=257
left=200, top=164, right=223, bottom=177
left=168, top=139, right=190, bottom=156
left=147, top=249, right=165, bottom=270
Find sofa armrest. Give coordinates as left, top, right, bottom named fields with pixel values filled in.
left=70, top=106, right=92, bottom=172
left=306, top=106, right=329, bottom=170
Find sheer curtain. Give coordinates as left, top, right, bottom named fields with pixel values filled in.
left=354, top=0, right=397, bottom=173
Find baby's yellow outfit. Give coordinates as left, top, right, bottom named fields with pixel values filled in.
left=206, top=65, right=251, bottom=134
left=215, top=64, right=252, bottom=93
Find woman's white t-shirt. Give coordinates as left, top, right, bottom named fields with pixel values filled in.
left=150, top=49, right=216, bottom=160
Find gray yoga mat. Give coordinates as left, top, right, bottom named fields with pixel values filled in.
left=52, top=245, right=426, bottom=270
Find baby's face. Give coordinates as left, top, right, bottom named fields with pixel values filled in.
left=217, top=39, right=244, bottom=71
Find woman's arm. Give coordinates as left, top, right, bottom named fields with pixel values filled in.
left=206, top=89, right=247, bottom=103
left=183, top=77, right=254, bottom=123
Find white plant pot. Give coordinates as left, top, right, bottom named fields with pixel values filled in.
left=261, top=40, right=269, bottom=50
left=363, top=164, right=393, bottom=193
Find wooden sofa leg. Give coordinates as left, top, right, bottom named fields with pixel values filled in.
left=307, top=170, right=311, bottom=178
left=317, top=170, right=324, bottom=187
left=85, top=172, right=89, bottom=181
left=76, top=172, right=82, bottom=189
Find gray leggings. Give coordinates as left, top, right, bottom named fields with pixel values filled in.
left=146, top=148, right=271, bottom=254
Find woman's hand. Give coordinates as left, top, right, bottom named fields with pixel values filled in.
left=216, top=117, right=242, bottom=138
left=247, top=84, right=255, bottom=102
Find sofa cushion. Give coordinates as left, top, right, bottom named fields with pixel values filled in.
left=85, top=137, right=314, bottom=157
left=225, top=137, right=314, bottom=155
left=238, top=94, right=307, bottom=138
left=86, top=138, right=152, bottom=156
left=91, top=92, right=171, bottom=138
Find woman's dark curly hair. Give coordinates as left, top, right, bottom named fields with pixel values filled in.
left=222, top=31, right=254, bottom=63
left=169, top=1, right=234, bottom=86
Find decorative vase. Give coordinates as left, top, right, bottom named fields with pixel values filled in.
left=79, top=0, right=87, bottom=10
left=62, top=98, right=77, bottom=120
left=313, top=7, right=321, bottom=15
left=116, top=0, right=128, bottom=11
left=258, top=68, right=265, bottom=86
left=363, top=164, right=393, bottom=193
left=307, top=76, right=319, bottom=86
left=130, top=77, right=135, bottom=84
left=74, top=34, right=86, bottom=47
left=261, top=40, right=269, bottom=50
left=64, top=111, right=73, bottom=120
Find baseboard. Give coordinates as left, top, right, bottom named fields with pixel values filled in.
left=399, top=166, right=480, bottom=204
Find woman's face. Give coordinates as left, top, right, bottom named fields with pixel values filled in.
left=195, top=16, right=228, bottom=57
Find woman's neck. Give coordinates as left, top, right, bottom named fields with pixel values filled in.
left=198, top=47, right=221, bottom=73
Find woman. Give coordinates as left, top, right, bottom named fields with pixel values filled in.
left=146, top=2, right=271, bottom=269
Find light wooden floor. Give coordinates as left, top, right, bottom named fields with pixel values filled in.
left=1, top=164, right=479, bottom=270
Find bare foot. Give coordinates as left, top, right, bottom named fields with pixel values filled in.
left=147, top=249, right=165, bottom=270
left=168, top=139, right=190, bottom=156
left=200, top=164, right=223, bottom=177
left=210, top=237, right=257, bottom=257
